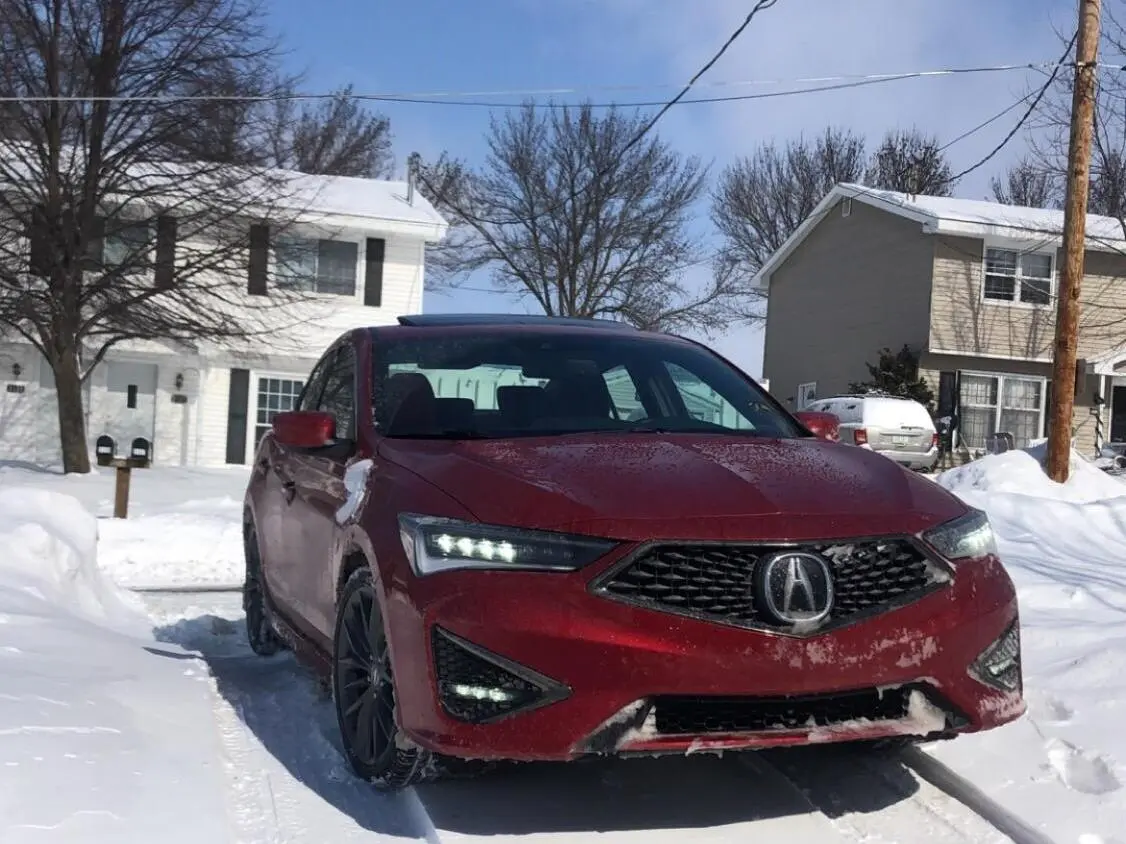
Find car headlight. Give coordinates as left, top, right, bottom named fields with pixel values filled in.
left=398, top=514, right=618, bottom=576
left=922, top=508, right=998, bottom=561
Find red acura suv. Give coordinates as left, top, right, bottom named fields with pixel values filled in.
left=242, top=314, right=1024, bottom=789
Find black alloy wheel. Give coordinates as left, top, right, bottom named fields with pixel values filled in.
left=243, top=523, right=283, bottom=657
left=332, top=568, right=430, bottom=788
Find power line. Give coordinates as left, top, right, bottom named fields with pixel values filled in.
left=416, top=0, right=779, bottom=229
left=0, top=60, right=1063, bottom=105
left=942, top=31, right=1078, bottom=185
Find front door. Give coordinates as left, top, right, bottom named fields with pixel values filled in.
left=1111, top=386, right=1126, bottom=443
left=283, top=344, right=358, bottom=641
left=90, top=362, right=158, bottom=456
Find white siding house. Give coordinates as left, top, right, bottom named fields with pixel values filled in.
left=0, top=172, right=447, bottom=468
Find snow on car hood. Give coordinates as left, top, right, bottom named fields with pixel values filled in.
left=381, top=434, right=967, bottom=542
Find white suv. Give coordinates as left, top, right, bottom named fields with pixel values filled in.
left=806, top=394, right=938, bottom=472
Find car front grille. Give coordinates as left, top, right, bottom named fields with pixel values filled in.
left=593, top=539, right=947, bottom=634
left=431, top=627, right=569, bottom=723
left=651, top=685, right=961, bottom=735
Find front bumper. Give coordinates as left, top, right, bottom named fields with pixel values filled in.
left=384, top=548, right=1023, bottom=761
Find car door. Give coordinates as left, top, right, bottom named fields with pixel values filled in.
left=260, top=354, right=331, bottom=625
left=284, top=343, right=359, bottom=640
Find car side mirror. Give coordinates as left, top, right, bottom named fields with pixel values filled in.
left=273, top=410, right=337, bottom=449
left=794, top=410, right=840, bottom=442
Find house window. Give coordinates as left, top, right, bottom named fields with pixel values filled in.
left=274, top=236, right=358, bottom=296
left=102, top=221, right=152, bottom=268
left=958, top=372, right=1045, bottom=450
left=983, top=247, right=1052, bottom=306
left=254, top=376, right=304, bottom=446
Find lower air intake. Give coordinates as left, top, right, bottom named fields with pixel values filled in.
left=431, top=627, right=569, bottom=723
left=652, top=685, right=961, bottom=735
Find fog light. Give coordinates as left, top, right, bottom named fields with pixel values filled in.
left=971, top=619, right=1022, bottom=692
left=450, top=684, right=518, bottom=703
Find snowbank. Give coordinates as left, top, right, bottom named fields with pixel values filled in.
left=0, top=487, right=232, bottom=842
left=931, top=447, right=1126, bottom=841
left=0, top=487, right=147, bottom=631
left=938, top=441, right=1126, bottom=503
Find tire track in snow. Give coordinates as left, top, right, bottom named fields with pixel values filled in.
left=144, top=592, right=433, bottom=843
left=756, top=744, right=1054, bottom=844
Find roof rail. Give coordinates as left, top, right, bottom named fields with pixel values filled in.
left=396, top=313, right=636, bottom=330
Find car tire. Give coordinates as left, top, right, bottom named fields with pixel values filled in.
left=243, top=521, right=284, bottom=657
left=332, top=567, right=432, bottom=789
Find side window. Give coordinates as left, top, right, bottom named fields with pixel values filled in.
left=317, top=345, right=356, bottom=440
left=297, top=354, right=332, bottom=412
left=665, top=362, right=755, bottom=429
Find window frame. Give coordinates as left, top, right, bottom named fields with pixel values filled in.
left=980, top=241, right=1056, bottom=309
left=272, top=232, right=359, bottom=298
left=313, top=344, right=358, bottom=441
left=249, top=372, right=306, bottom=460
left=957, top=369, right=1048, bottom=450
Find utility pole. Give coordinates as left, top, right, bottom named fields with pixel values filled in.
left=1047, top=0, right=1102, bottom=483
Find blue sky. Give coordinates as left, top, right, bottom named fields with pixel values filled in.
left=268, top=0, right=1071, bottom=377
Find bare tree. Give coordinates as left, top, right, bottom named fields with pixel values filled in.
left=416, top=103, right=745, bottom=334
left=990, top=156, right=1060, bottom=208
left=268, top=85, right=394, bottom=178
left=0, top=0, right=314, bottom=473
left=167, top=77, right=394, bottom=179
left=1029, top=8, right=1126, bottom=224
left=864, top=128, right=955, bottom=196
left=710, top=127, right=866, bottom=288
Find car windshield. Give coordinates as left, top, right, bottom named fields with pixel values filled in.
left=372, top=330, right=806, bottom=440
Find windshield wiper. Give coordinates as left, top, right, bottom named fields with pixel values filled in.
left=622, top=422, right=759, bottom=436
left=387, top=429, right=491, bottom=440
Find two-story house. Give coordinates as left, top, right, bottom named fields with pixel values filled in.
left=0, top=171, right=447, bottom=467
left=757, top=182, right=1126, bottom=457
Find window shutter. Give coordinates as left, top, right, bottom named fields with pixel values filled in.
left=27, top=205, right=50, bottom=276
left=937, top=371, right=957, bottom=418
left=364, top=238, right=385, bottom=307
left=225, top=368, right=250, bottom=464
left=1043, top=380, right=1054, bottom=439
left=248, top=224, right=269, bottom=295
left=154, top=216, right=177, bottom=289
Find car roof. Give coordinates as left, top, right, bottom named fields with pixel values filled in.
left=396, top=313, right=636, bottom=330
left=362, top=313, right=693, bottom=345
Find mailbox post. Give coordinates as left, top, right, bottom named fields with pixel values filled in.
left=100, top=436, right=152, bottom=519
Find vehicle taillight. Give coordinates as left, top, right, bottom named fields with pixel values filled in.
left=854, top=428, right=868, bottom=446
left=931, top=432, right=939, bottom=449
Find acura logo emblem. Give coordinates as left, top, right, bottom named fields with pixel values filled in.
left=755, top=551, right=834, bottom=626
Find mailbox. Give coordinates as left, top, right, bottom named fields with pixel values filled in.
left=129, top=437, right=152, bottom=467
left=95, top=435, right=116, bottom=467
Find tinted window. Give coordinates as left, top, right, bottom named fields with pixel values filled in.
left=371, top=331, right=804, bottom=440
left=296, top=354, right=332, bottom=412
left=317, top=346, right=356, bottom=439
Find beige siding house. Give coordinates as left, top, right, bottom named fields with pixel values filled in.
left=757, top=183, right=1126, bottom=457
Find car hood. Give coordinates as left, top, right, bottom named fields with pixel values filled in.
left=379, top=434, right=967, bottom=542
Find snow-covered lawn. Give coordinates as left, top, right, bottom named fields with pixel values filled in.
left=1, top=448, right=1125, bottom=841
left=0, top=461, right=249, bottom=588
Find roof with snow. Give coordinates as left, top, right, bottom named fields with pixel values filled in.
left=0, top=140, right=447, bottom=239
left=283, top=172, right=446, bottom=231
left=753, top=182, right=1126, bottom=288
